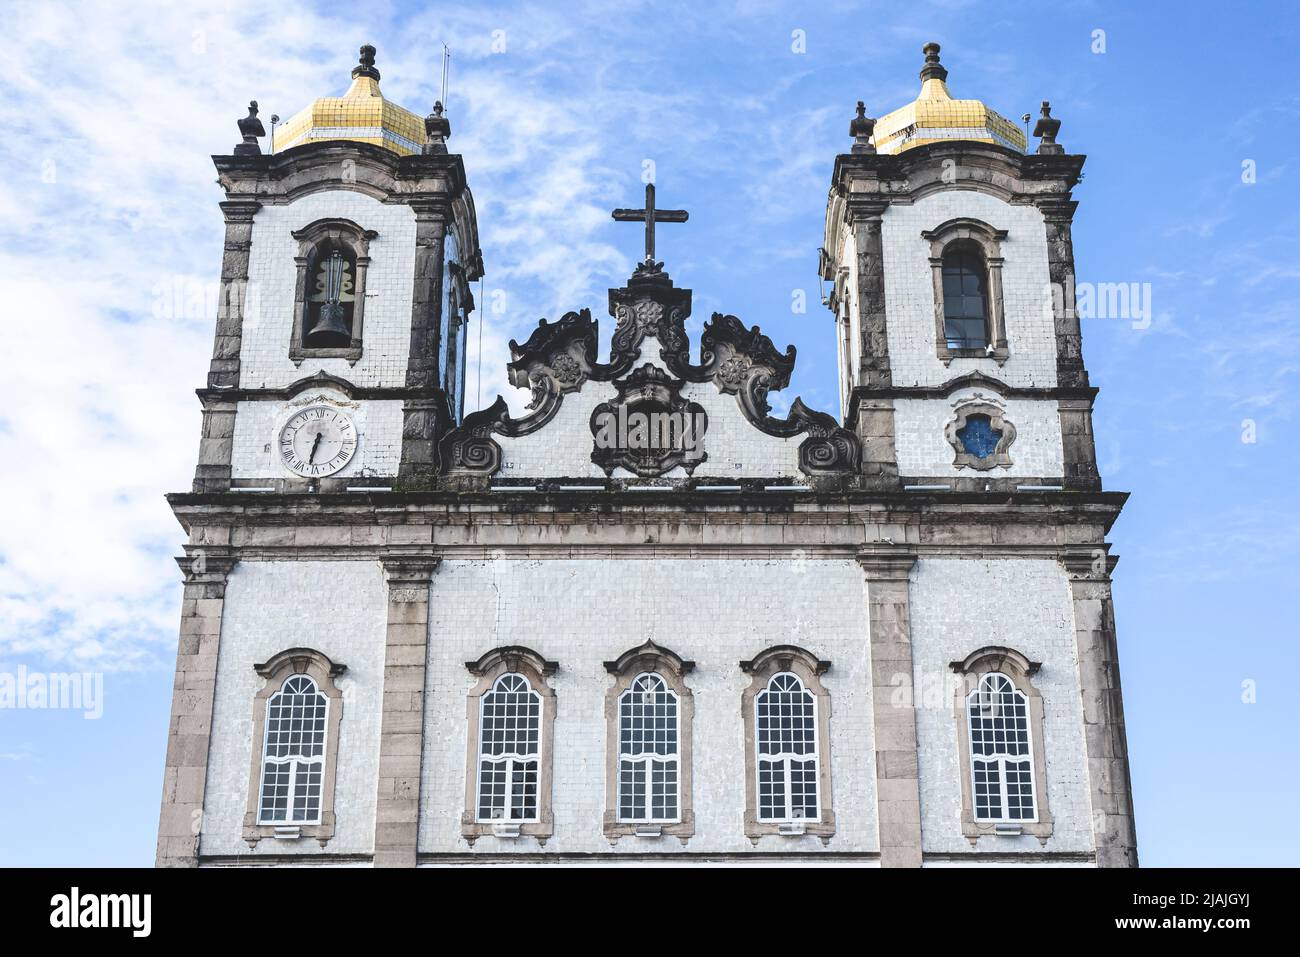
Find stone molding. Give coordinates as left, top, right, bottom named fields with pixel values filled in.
left=601, top=641, right=697, bottom=844
left=921, top=217, right=1010, bottom=365
left=287, top=218, right=378, bottom=365
left=461, top=646, right=558, bottom=845
left=242, top=648, right=348, bottom=847
left=944, top=398, right=1017, bottom=471
left=949, top=646, right=1054, bottom=845
left=738, top=645, right=836, bottom=843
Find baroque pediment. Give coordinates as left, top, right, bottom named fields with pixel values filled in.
left=439, top=262, right=859, bottom=486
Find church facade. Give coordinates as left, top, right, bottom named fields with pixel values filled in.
left=156, top=43, right=1138, bottom=867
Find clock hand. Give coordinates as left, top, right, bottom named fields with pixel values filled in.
left=308, top=430, right=324, bottom=464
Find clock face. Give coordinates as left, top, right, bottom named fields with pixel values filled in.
left=278, top=406, right=358, bottom=478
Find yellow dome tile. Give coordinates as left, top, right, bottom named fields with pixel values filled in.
left=273, top=45, right=429, bottom=157
left=871, top=43, right=1027, bottom=155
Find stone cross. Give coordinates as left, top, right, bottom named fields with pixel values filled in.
left=612, top=183, right=688, bottom=263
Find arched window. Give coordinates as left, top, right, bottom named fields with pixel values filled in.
left=258, top=674, right=328, bottom=824
left=288, top=219, right=378, bottom=364
left=941, top=242, right=990, bottom=350
left=303, top=241, right=357, bottom=348
left=462, top=646, right=557, bottom=842
left=603, top=641, right=695, bottom=842
left=966, top=672, right=1035, bottom=822
left=949, top=646, right=1053, bottom=843
left=922, top=218, right=1009, bottom=363
left=617, top=673, right=680, bottom=823
left=740, top=646, right=834, bottom=840
left=756, top=673, right=819, bottom=822
left=243, top=648, right=346, bottom=846
left=476, top=673, right=542, bottom=822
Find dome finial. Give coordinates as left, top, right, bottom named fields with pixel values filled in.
left=920, top=41, right=948, bottom=83
left=352, top=43, right=381, bottom=81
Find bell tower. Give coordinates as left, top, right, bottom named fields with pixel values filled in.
left=194, top=44, right=483, bottom=493
left=822, top=43, right=1097, bottom=493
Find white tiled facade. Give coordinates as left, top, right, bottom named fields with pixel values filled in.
left=240, top=190, right=416, bottom=390
left=199, top=555, right=1093, bottom=860
left=230, top=389, right=404, bottom=480
left=834, top=190, right=1065, bottom=479
left=201, top=561, right=387, bottom=859
left=228, top=190, right=417, bottom=482
left=878, top=191, right=1056, bottom=390
left=418, top=558, right=877, bottom=856
left=894, top=391, right=1064, bottom=478
left=909, top=558, right=1092, bottom=856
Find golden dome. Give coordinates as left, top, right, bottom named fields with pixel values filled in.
left=274, top=45, right=428, bottom=156
left=872, top=43, right=1026, bottom=155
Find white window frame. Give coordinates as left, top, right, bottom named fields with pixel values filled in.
left=966, top=672, right=1038, bottom=824
left=754, top=671, right=821, bottom=824
left=256, top=674, right=330, bottom=826
left=243, top=648, right=347, bottom=847
left=474, top=672, right=543, bottom=824
left=615, top=672, right=681, bottom=824
left=949, top=646, right=1054, bottom=845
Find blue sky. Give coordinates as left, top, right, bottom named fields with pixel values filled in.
left=1, top=0, right=1297, bottom=866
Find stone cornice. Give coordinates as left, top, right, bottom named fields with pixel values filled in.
left=854, top=546, right=918, bottom=579
left=196, top=377, right=452, bottom=404
left=824, top=142, right=1086, bottom=271
left=830, top=141, right=1085, bottom=197
left=845, top=378, right=1098, bottom=416
left=465, top=645, right=558, bottom=678
left=175, top=545, right=237, bottom=582
left=165, top=490, right=1130, bottom=551
left=1059, top=546, right=1120, bottom=580
left=167, top=487, right=1128, bottom=512
left=213, top=140, right=468, bottom=204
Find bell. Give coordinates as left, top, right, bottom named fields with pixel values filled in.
left=306, top=301, right=351, bottom=342
left=306, top=249, right=352, bottom=343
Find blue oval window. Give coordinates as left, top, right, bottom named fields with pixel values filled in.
left=956, top=414, right=1001, bottom=459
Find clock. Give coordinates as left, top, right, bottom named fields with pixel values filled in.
left=278, top=406, right=358, bottom=478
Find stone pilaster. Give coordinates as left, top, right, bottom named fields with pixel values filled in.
left=192, top=396, right=237, bottom=493
left=155, top=547, right=236, bottom=867
left=192, top=199, right=258, bottom=493
left=857, top=548, right=922, bottom=867
left=1059, top=395, right=1101, bottom=491
left=1061, top=549, right=1138, bottom=867
left=846, top=199, right=892, bottom=389
left=208, top=200, right=260, bottom=390
left=850, top=393, right=900, bottom=491
left=1039, top=199, right=1088, bottom=390
left=399, top=201, right=450, bottom=486
left=374, top=555, right=438, bottom=867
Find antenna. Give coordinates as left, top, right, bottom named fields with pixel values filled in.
left=441, top=44, right=451, bottom=113
left=476, top=276, right=484, bottom=411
